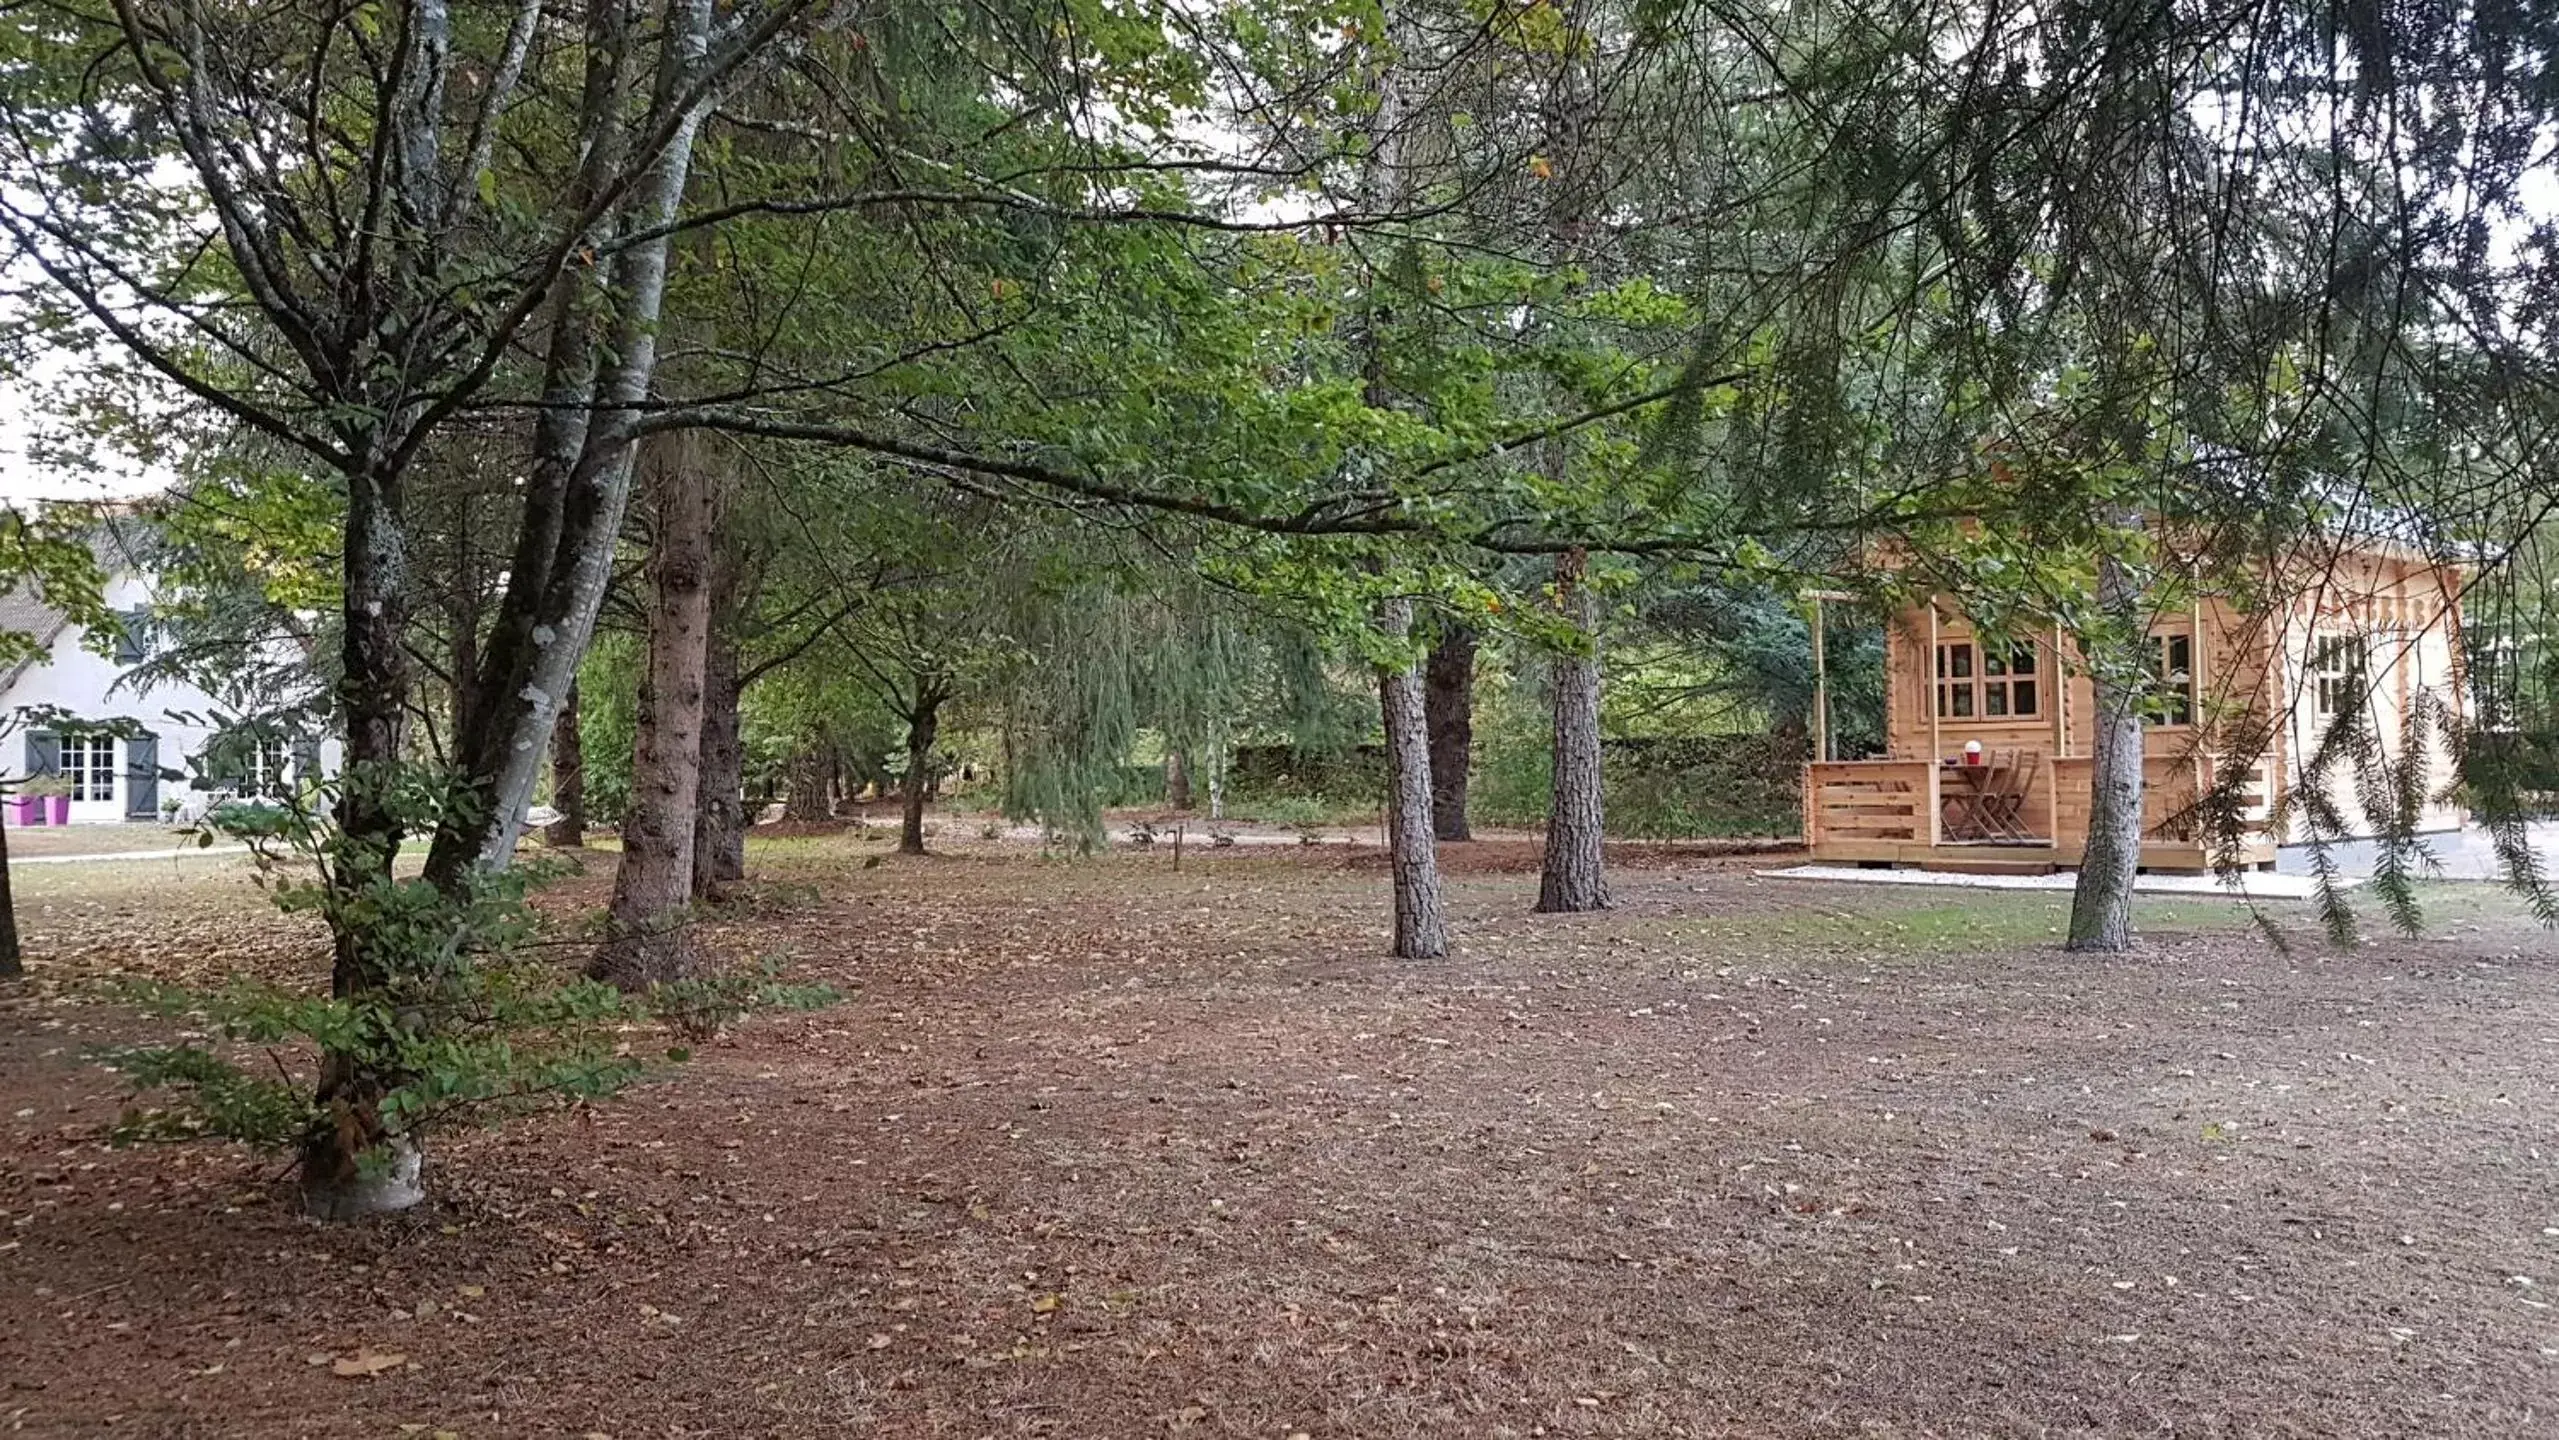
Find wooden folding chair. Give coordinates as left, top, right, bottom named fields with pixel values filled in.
left=1985, top=749, right=2040, bottom=841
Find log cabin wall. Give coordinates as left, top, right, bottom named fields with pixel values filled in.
left=2266, top=545, right=2468, bottom=837
left=1873, top=543, right=2467, bottom=846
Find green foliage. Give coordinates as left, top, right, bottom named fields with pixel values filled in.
left=573, top=632, right=642, bottom=824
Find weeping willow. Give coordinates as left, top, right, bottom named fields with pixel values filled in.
left=998, top=567, right=1252, bottom=849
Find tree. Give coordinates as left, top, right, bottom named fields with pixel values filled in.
left=594, top=437, right=726, bottom=988
left=1423, top=624, right=1477, bottom=841
left=545, top=684, right=587, bottom=848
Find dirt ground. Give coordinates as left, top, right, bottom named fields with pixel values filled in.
left=5, top=833, right=2558, bottom=1438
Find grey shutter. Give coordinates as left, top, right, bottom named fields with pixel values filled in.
left=124, top=734, right=158, bottom=818
left=25, top=730, right=58, bottom=779
left=112, top=609, right=147, bottom=665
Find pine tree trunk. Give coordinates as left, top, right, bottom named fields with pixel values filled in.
left=2068, top=548, right=2145, bottom=952
left=785, top=734, right=836, bottom=822
left=899, top=692, right=943, bottom=856
left=592, top=441, right=717, bottom=989
left=544, top=681, right=586, bottom=848
left=1537, top=548, right=1609, bottom=912
left=0, top=812, right=21, bottom=979
left=1424, top=624, right=1476, bottom=841
left=1378, top=596, right=1448, bottom=959
left=692, top=614, right=744, bottom=901
left=1165, top=746, right=1193, bottom=810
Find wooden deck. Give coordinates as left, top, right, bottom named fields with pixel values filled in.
left=1804, top=753, right=2278, bottom=875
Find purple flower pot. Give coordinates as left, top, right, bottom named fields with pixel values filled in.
left=7, top=796, right=42, bottom=826
left=46, top=795, right=69, bottom=825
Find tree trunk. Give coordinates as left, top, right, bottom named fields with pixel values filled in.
left=544, top=681, right=586, bottom=848
left=0, top=810, right=20, bottom=979
left=1378, top=596, right=1448, bottom=959
left=899, top=693, right=943, bottom=856
left=1538, top=549, right=1609, bottom=912
left=421, top=12, right=715, bottom=885
left=1423, top=623, right=1475, bottom=841
left=691, top=563, right=745, bottom=901
left=785, top=734, right=837, bottom=822
left=2068, top=548, right=2145, bottom=952
left=592, top=440, right=718, bottom=989
left=303, top=460, right=418, bottom=1220
left=1165, top=746, right=1193, bottom=810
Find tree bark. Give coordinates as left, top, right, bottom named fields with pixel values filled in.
left=1165, top=746, right=1193, bottom=810
left=0, top=810, right=20, bottom=979
left=303, top=459, right=417, bottom=1219
left=544, top=680, right=586, bottom=848
left=692, top=559, right=745, bottom=900
left=1423, top=623, right=1476, bottom=841
left=423, top=0, right=718, bottom=885
left=899, top=689, right=944, bottom=856
left=1537, top=549, right=1609, bottom=912
left=785, top=733, right=837, bottom=822
left=2068, top=548, right=2146, bottom=952
left=1378, top=595, right=1448, bottom=959
left=592, top=439, right=718, bottom=989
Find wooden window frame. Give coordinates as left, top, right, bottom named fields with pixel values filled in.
left=1936, top=638, right=2041, bottom=721
left=2311, top=631, right=2367, bottom=718
left=2147, top=630, right=2196, bottom=728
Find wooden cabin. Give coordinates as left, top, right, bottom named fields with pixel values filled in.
left=1802, top=541, right=2469, bottom=874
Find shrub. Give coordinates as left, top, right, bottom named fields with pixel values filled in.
left=101, top=766, right=834, bottom=1217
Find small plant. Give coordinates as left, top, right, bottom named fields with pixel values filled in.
left=1127, top=820, right=1157, bottom=848
left=101, top=763, right=834, bottom=1219
left=20, top=774, right=71, bottom=798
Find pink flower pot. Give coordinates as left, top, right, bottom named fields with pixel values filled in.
left=7, top=796, right=42, bottom=826
left=46, top=796, right=69, bottom=825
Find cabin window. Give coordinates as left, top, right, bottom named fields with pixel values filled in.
left=62, top=734, right=116, bottom=803
left=2312, top=633, right=2367, bottom=717
left=1935, top=642, right=1975, bottom=718
left=1982, top=645, right=2039, bottom=717
left=2148, top=632, right=2195, bottom=727
left=1936, top=640, right=2039, bottom=720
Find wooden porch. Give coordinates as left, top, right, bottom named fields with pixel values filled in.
left=1802, top=752, right=2278, bottom=875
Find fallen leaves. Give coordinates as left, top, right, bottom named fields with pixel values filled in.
left=330, top=1349, right=409, bottom=1378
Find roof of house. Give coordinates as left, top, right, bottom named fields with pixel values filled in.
left=0, top=525, right=148, bottom=694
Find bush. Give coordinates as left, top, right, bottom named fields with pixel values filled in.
left=101, top=766, right=834, bottom=1216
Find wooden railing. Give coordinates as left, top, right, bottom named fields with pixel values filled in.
left=2051, top=752, right=2274, bottom=848
left=1804, top=760, right=1936, bottom=851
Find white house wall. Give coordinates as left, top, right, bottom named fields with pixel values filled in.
left=5, top=572, right=342, bottom=822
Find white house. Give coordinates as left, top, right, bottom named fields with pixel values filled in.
left=0, top=552, right=336, bottom=823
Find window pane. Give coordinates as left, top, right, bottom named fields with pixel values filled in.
left=1987, top=686, right=2008, bottom=716
left=2014, top=680, right=2037, bottom=715
left=1949, top=687, right=1973, bottom=717
left=1984, top=648, right=2008, bottom=676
